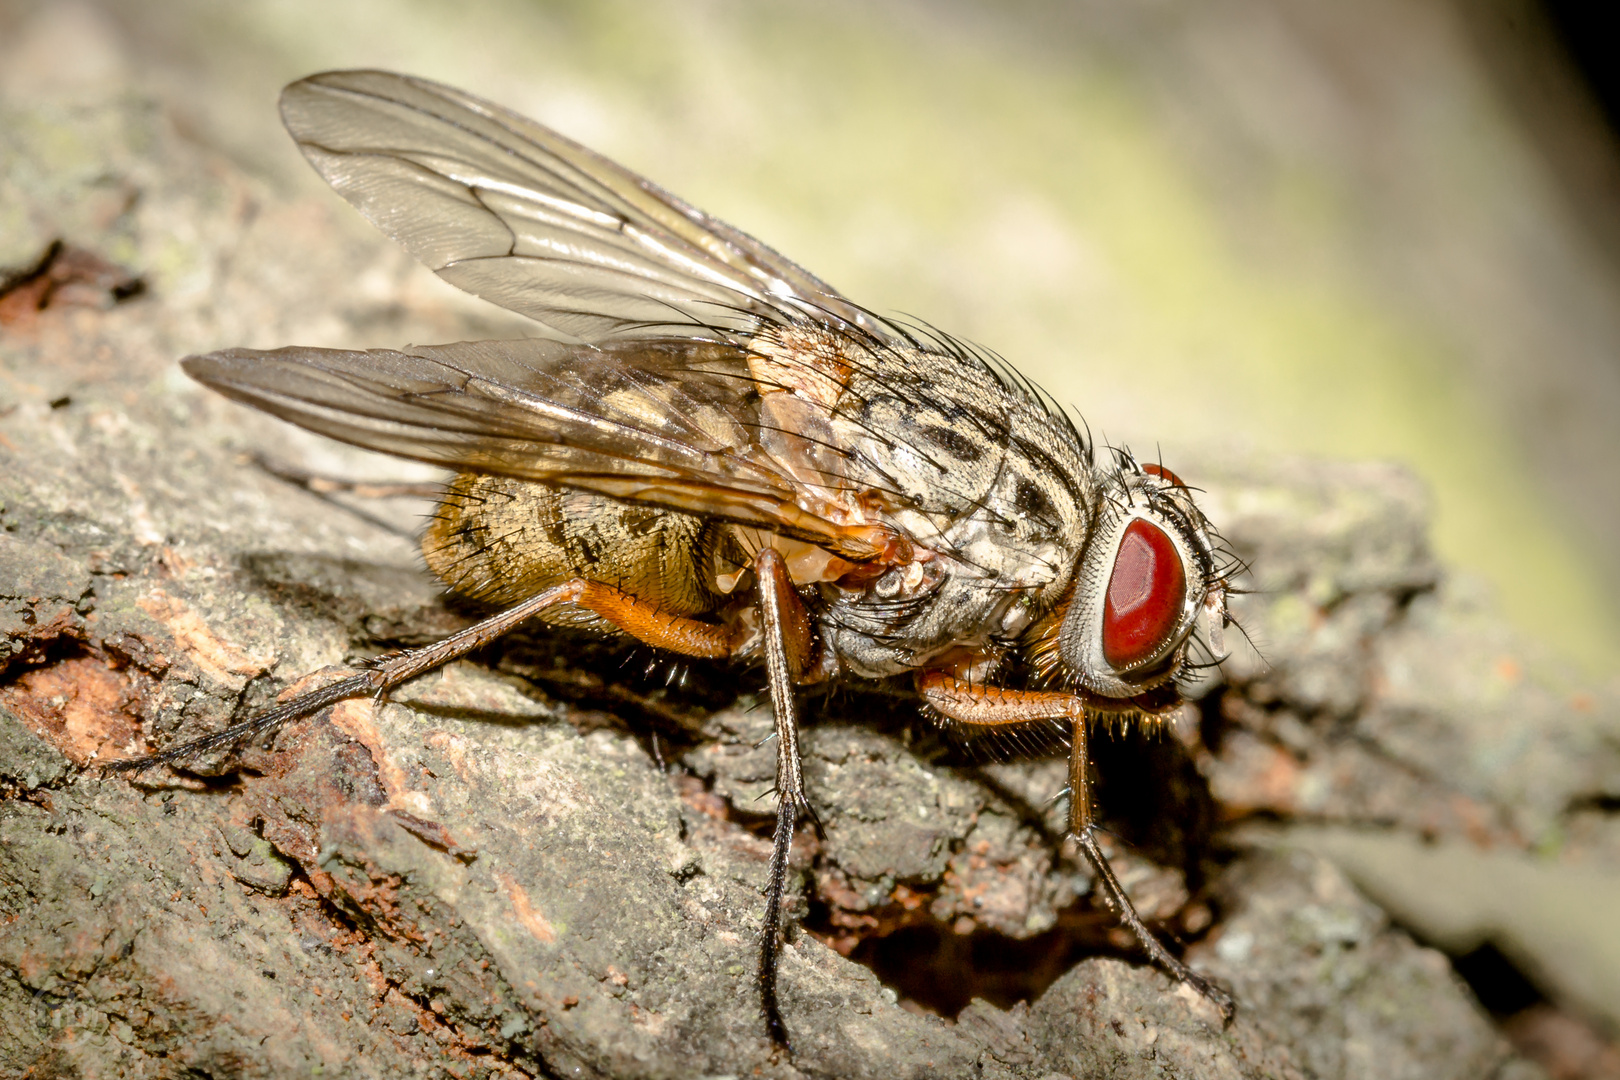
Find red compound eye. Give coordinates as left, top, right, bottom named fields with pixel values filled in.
left=1142, top=462, right=1185, bottom=488
left=1102, top=519, right=1187, bottom=670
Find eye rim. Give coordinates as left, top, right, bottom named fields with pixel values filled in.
left=1053, top=504, right=1208, bottom=698
left=1100, top=517, right=1188, bottom=672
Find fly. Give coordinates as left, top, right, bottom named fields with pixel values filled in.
left=111, top=70, right=1242, bottom=1047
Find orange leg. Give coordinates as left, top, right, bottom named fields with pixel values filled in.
left=916, top=670, right=1235, bottom=1023
left=111, top=577, right=738, bottom=771
left=559, top=579, right=738, bottom=658
left=917, top=670, right=1083, bottom=726
left=111, top=552, right=828, bottom=1046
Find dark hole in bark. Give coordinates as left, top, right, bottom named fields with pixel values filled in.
left=1451, top=941, right=1546, bottom=1018
left=829, top=903, right=1129, bottom=1016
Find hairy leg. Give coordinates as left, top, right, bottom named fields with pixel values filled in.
left=751, top=546, right=815, bottom=1049
left=108, top=578, right=738, bottom=772
left=105, top=554, right=826, bottom=1049
left=917, top=671, right=1235, bottom=1022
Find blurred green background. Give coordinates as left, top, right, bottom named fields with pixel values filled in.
left=5, top=0, right=1620, bottom=673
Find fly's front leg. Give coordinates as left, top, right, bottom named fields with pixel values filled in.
left=918, top=671, right=1236, bottom=1023
left=1066, top=703, right=1235, bottom=1022
left=752, top=545, right=813, bottom=1049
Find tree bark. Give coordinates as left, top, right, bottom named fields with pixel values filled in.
left=4, top=71, right=1615, bottom=1080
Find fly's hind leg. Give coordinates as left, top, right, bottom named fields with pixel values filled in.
left=251, top=453, right=445, bottom=499
left=250, top=454, right=444, bottom=539
left=108, top=543, right=814, bottom=1046
left=917, top=671, right=1236, bottom=1023
left=108, top=578, right=739, bottom=773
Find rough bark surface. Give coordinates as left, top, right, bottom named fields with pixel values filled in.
left=3, top=81, right=1617, bottom=1080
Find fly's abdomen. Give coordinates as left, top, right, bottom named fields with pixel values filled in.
left=423, top=474, right=718, bottom=625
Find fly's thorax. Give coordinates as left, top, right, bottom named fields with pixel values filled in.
left=831, top=349, right=1092, bottom=545
left=822, top=561, right=1044, bottom=678
left=793, top=342, right=1098, bottom=679
left=422, top=473, right=719, bottom=619
left=1052, top=463, right=1219, bottom=699
left=815, top=451, right=1092, bottom=681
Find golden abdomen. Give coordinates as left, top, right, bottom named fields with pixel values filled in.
left=422, top=474, right=720, bottom=628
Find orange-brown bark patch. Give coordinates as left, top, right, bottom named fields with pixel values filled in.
left=0, top=653, right=148, bottom=764
left=136, top=588, right=270, bottom=688
left=496, top=871, right=557, bottom=945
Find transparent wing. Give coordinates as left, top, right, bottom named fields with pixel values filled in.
left=279, top=69, right=893, bottom=344
left=185, top=339, right=877, bottom=555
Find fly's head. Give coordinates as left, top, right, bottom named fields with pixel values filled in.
left=1034, top=453, right=1236, bottom=712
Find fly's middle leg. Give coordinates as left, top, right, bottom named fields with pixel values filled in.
left=751, top=545, right=815, bottom=1050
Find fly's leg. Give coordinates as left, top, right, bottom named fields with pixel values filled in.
left=108, top=578, right=738, bottom=773
left=251, top=454, right=445, bottom=499
left=1066, top=703, right=1235, bottom=1022
left=917, top=671, right=1236, bottom=1023
left=752, top=546, right=813, bottom=1049
left=249, top=455, right=445, bottom=539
